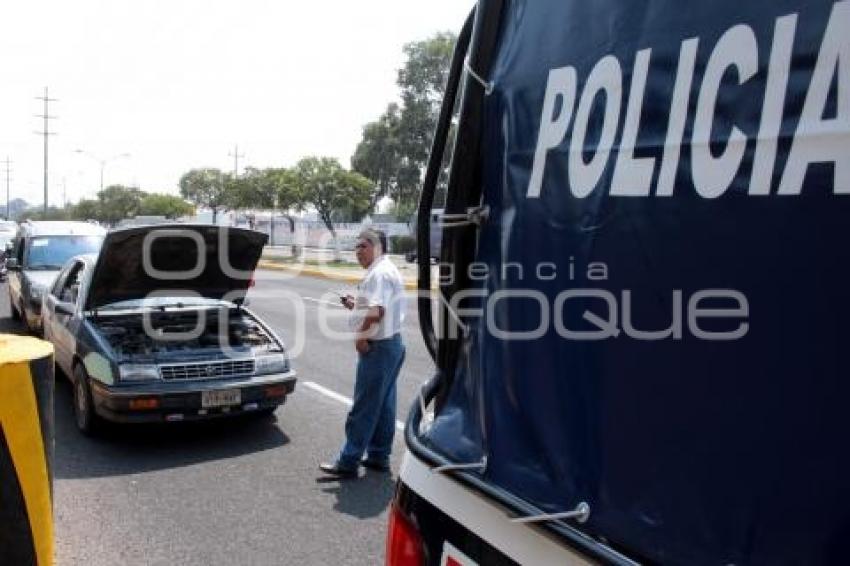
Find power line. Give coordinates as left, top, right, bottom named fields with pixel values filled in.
left=34, top=86, right=58, bottom=215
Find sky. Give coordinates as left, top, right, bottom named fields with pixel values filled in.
left=0, top=0, right=474, bottom=208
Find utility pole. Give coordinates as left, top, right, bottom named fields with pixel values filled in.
left=228, top=144, right=244, bottom=177
left=3, top=157, right=11, bottom=220
left=35, top=87, right=58, bottom=216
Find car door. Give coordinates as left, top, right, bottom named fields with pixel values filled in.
left=43, top=261, right=72, bottom=342
left=44, top=260, right=84, bottom=375
left=7, top=236, right=24, bottom=309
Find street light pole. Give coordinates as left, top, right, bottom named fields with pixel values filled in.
left=74, top=149, right=130, bottom=193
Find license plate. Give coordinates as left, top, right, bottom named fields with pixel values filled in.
left=201, top=389, right=241, bottom=408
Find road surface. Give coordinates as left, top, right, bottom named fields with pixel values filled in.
left=0, top=269, right=437, bottom=565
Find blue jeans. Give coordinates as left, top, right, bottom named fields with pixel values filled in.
left=337, top=334, right=406, bottom=470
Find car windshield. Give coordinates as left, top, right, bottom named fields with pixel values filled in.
left=26, top=236, right=104, bottom=270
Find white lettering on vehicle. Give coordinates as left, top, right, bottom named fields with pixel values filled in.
left=527, top=3, right=850, bottom=199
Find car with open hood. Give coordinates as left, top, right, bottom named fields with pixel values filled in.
left=41, top=224, right=295, bottom=433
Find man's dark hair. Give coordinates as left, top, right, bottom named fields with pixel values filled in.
left=358, top=228, right=388, bottom=254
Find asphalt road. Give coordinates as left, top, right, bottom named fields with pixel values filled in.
left=0, top=270, right=437, bottom=566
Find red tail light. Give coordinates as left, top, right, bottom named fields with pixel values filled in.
left=386, top=502, right=425, bottom=566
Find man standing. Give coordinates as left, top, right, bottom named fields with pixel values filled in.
left=320, top=229, right=406, bottom=478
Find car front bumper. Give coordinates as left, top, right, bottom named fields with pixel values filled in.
left=89, top=370, right=297, bottom=423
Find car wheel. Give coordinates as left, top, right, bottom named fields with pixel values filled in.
left=9, top=293, right=20, bottom=320
left=73, top=365, right=101, bottom=435
left=18, top=301, right=31, bottom=332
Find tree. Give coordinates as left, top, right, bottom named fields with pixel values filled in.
left=295, top=157, right=373, bottom=258
left=139, top=193, right=195, bottom=218
left=397, top=32, right=457, bottom=211
left=179, top=168, right=229, bottom=223
left=97, top=185, right=143, bottom=225
left=351, top=104, right=403, bottom=211
left=227, top=168, right=303, bottom=225
left=350, top=32, right=457, bottom=221
left=226, top=167, right=305, bottom=253
left=72, top=199, right=101, bottom=221
left=16, top=206, right=69, bottom=221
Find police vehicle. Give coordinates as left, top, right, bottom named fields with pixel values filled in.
left=390, top=1, right=850, bottom=564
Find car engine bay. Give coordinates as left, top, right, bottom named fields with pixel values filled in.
left=94, top=308, right=279, bottom=358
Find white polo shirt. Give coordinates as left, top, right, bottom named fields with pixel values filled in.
left=350, top=255, right=406, bottom=340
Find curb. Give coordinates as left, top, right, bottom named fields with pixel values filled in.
left=257, top=260, right=422, bottom=291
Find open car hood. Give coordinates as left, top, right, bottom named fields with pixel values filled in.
left=84, top=224, right=268, bottom=311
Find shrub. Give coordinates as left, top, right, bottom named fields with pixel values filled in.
left=389, top=235, right=416, bottom=254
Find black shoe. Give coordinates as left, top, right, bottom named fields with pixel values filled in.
left=319, top=461, right=358, bottom=478
left=361, top=458, right=391, bottom=472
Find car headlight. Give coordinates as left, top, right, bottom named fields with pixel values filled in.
left=254, top=353, right=288, bottom=375
left=29, top=285, right=44, bottom=300
left=119, top=364, right=160, bottom=382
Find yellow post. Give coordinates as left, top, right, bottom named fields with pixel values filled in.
left=0, top=334, right=54, bottom=566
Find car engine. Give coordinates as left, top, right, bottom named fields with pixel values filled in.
left=95, top=309, right=278, bottom=358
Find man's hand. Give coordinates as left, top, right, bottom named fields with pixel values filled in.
left=341, top=294, right=355, bottom=310
left=355, top=338, right=370, bottom=355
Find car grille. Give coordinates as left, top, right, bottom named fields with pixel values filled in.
left=160, top=359, right=255, bottom=381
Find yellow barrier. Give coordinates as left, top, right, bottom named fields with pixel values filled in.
left=0, top=335, right=54, bottom=566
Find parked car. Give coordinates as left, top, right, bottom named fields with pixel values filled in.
left=7, top=221, right=106, bottom=333
left=0, top=221, right=18, bottom=281
left=41, top=223, right=296, bottom=434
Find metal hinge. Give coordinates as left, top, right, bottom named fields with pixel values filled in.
left=464, top=57, right=494, bottom=95
left=511, top=502, right=591, bottom=525
left=437, top=205, right=490, bottom=229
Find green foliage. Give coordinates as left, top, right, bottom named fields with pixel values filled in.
left=96, top=185, right=144, bottom=224
left=138, top=193, right=194, bottom=218
left=389, top=199, right=418, bottom=224
left=72, top=199, right=101, bottom=220
left=226, top=167, right=304, bottom=212
left=179, top=168, right=229, bottom=223
left=67, top=191, right=192, bottom=223
left=16, top=206, right=70, bottom=221
left=351, top=32, right=457, bottom=221
left=351, top=104, right=403, bottom=210
left=294, top=157, right=374, bottom=236
left=389, top=234, right=416, bottom=254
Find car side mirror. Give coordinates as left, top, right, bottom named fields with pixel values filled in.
left=55, top=301, right=75, bottom=316
left=6, top=258, right=19, bottom=270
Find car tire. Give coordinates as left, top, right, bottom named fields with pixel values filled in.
left=9, top=293, right=20, bottom=320
left=249, top=407, right=277, bottom=419
left=18, top=301, right=31, bottom=333
left=73, top=365, right=101, bottom=436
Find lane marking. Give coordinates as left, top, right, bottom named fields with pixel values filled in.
left=303, top=380, right=405, bottom=431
